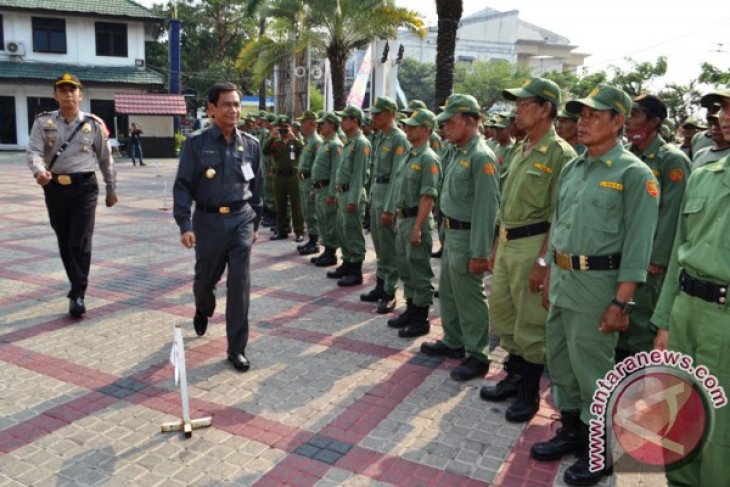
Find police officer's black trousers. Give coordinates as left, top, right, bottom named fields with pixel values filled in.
left=193, top=207, right=255, bottom=354
left=43, top=176, right=98, bottom=299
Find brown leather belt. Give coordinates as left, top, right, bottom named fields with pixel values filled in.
left=554, top=251, right=621, bottom=271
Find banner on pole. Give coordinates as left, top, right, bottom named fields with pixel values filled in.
left=346, top=44, right=373, bottom=108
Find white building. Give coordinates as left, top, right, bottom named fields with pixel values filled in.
left=0, top=0, right=167, bottom=150
left=397, top=7, right=588, bottom=74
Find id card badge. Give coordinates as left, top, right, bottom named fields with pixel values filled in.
left=242, top=162, right=255, bottom=181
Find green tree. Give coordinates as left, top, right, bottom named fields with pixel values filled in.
left=608, top=56, right=667, bottom=97
left=397, top=58, right=436, bottom=108
left=698, top=62, right=730, bottom=86
left=453, top=59, right=532, bottom=109
left=434, top=0, right=462, bottom=109
left=310, top=83, right=325, bottom=112
left=543, top=69, right=608, bottom=100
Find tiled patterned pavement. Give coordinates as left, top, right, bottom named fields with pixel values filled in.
left=0, top=153, right=667, bottom=486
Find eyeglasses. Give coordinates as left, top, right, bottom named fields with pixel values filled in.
left=515, top=98, right=541, bottom=108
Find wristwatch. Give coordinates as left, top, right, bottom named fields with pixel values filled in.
left=611, top=298, right=636, bottom=314
left=536, top=257, right=547, bottom=268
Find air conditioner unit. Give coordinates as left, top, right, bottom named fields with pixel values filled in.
left=5, top=41, right=26, bottom=56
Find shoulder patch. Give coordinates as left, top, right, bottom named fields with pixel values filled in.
left=430, top=164, right=439, bottom=175
left=668, top=168, right=684, bottom=183
left=646, top=180, right=659, bottom=198
left=336, top=147, right=342, bottom=155
left=432, top=141, right=440, bottom=150
left=484, top=162, right=496, bottom=175
left=363, top=146, right=370, bottom=156
left=536, top=145, right=548, bottom=154
left=395, top=146, right=405, bottom=156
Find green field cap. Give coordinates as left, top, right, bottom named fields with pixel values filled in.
left=402, top=99, right=428, bottom=114
left=368, top=96, right=398, bottom=114
left=503, top=77, right=561, bottom=105
left=435, top=94, right=481, bottom=122
left=316, top=111, right=340, bottom=127
left=297, top=110, right=318, bottom=122
left=566, top=84, right=632, bottom=117
left=700, top=88, right=730, bottom=108
left=557, top=108, right=579, bottom=121
left=402, top=109, right=437, bottom=128
left=336, top=105, right=364, bottom=121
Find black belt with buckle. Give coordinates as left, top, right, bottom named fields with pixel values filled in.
left=679, top=269, right=728, bottom=304
left=298, top=170, right=311, bottom=180
left=313, top=179, right=330, bottom=189
left=554, top=251, right=621, bottom=271
left=375, top=175, right=390, bottom=184
left=443, top=216, right=471, bottom=230
left=275, top=168, right=297, bottom=177
left=196, top=201, right=247, bottom=214
left=336, top=184, right=350, bottom=193
left=52, top=172, right=95, bottom=186
left=397, top=207, right=419, bottom=218
left=501, top=221, right=550, bottom=241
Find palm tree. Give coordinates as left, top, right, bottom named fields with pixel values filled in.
left=434, top=0, right=462, bottom=110
left=239, top=0, right=425, bottom=111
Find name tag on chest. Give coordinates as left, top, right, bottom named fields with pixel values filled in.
left=243, top=163, right=255, bottom=181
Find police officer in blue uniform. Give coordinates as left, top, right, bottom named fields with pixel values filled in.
left=173, top=83, right=263, bottom=372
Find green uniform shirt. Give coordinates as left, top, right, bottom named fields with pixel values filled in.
left=499, top=127, right=576, bottom=227
left=692, top=146, right=730, bottom=169
left=652, top=156, right=730, bottom=329
left=429, top=132, right=444, bottom=157
left=546, top=142, right=659, bottom=311
left=373, top=126, right=410, bottom=213
left=311, top=135, right=344, bottom=198
left=299, top=133, right=323, bottom=174
left=393, top=142, right=440, bottom=211
left=336, top=130, right=371, bottom=205
left=439, top=133, right=500, bottom=259
left=690, top=130, right=713, bottom=159
left=630, top=135, right=691, bottom=267
left=262, top=136, right=304, bottom=170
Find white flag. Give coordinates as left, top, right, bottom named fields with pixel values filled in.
left=169, top=325, right=181, bottom=386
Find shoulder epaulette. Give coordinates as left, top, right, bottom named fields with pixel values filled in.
left=34, top=111, right=52, bottom=118
left=86, top=113, right=105, bottom=125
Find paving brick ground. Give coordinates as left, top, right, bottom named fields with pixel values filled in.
left=0, top=153, right=668, bottom=486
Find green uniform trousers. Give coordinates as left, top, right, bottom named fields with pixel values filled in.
left=489, top=233, right=547, bottom=364
left=395, top=217, right=434, bottom=307
left=299, top=178, right=318, bottom=237
left=335, top=193, right=366, bottom=263
left=617, top=272, right=663, bottom=354
left=665, top=292, right=730, bottom=487
left=314, top=187, right=338, bottom=249
left=274, top=175, right=304, bottom=235
left=370, top=183, right=399, bottom=295
left=546, top=304, right=618, bottom=424
left=439, top=228, right=490, bottom=363
left=264, top=174, right=276, bottom=211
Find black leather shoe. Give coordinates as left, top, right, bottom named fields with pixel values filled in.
left=420, top=341, right=466, bottom=359
left=69, top=297, right=86, bottom=318
left=299, top=244, right=320, bottom=256
left=326, top=265, right=347, bottom=279
left=337, top=273, right=363, bottom=287
left=270, top=232, right=289, bottom=240
left=387, top=300, right=413, bottom=328
left=505, top=362, right=543, bottom=423
left=194, top=309, right=208, bottom=336
left=398, top=320, right=430, bottom=338
left=480, top=354, right=524, bottom=402
left=139, top=161, right=146, bottom=166
left=564, top=454, right=612, bottom=486
left=295, top=234, right=305, bottom=242
left=376, top=294, right=396, bottom=314
left=431, top=248, right=442, bottom=258
left=450, top=356, right=489, bottom=381
left=314, top=254, right=337, bottom=267
left=227, top=353, right=250, bottom=372
left=530, top=412, right=586, bottom=461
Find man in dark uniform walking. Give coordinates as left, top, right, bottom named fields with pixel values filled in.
left=173, top=82, right=263, bottom=372
left=27, top=73, right=118, bottom=318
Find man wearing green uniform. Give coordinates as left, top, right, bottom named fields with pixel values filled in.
left=325, top=105, right=370, bottom=286
left=481, top=78, right=576, bottom=423
left=490, top=115, right=515, bottom=186
left=296, top=111, right=323, bottom=255
left=556, top=108, right=580, bottom=150
left=263, top=115, right=305, bottom=241
left=420, top=94, right=500, bottom=381
left=616, top=95, right=690, bottom=360
left=652, top=87, right=730, bottom=487
left=692, top=112, right=730, bottom=168
left=529, top=85, right=659, bottom=486
left=310, top=112, right=343, bottom=267
left=361, top=97, right=410, bottom=313
left=387, top=109, right=441, bottom=338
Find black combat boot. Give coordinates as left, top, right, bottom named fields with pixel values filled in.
left=505, top=361, right=543, bottom=423
left=398, top=305, right=430, bottom=338
left=377, top=293, right=397, bottom=314
left=479, top=354, right=524, bottom=402
left=530, top=411, right=586, bottom=461
left=564, top=447, right=612, bottom=486
left=360, top=277, right=385, bottom=302
left=326, top=262, right=348, bottom=279
left=314, top=246, right=338, bottom=267
left=337, top=261, right=363, bottom=287
left=298, top=234, right=319, bottom=253
left=387, top=298, right=414, bottom=328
